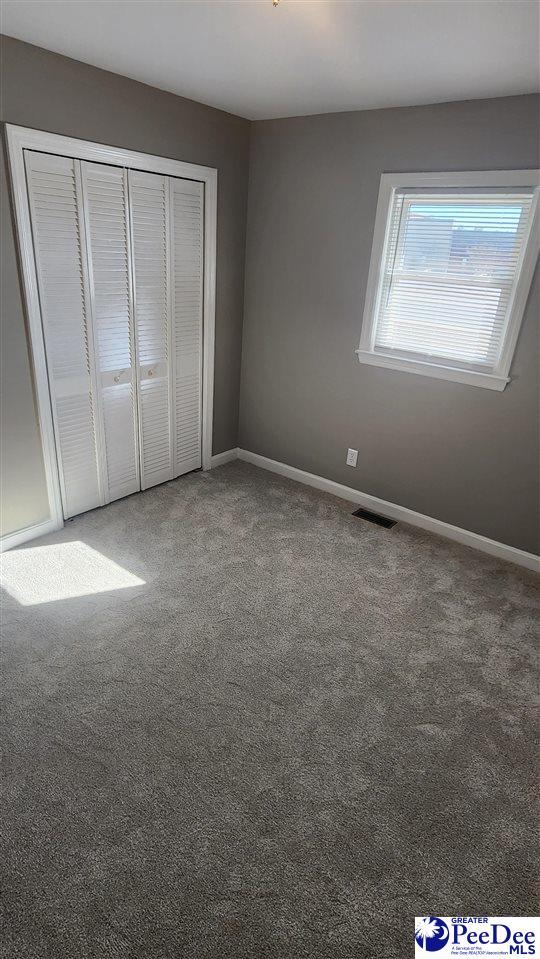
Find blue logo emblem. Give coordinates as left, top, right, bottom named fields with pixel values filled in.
left=415, top=917, right=450, bottom=951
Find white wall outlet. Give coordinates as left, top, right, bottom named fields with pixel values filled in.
left=346, top=448, right=358, bottom=467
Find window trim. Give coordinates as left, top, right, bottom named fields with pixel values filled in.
left=357, top=170, right=540, bottom=391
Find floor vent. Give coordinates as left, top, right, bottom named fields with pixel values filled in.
left=352, top=506, right=397, bottom=529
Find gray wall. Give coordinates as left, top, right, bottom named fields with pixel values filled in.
left=0, top=36, right=250, bottom=537
left=1, top=38, right=538, bottom=553
left=240, top=95, right=540, bottom=553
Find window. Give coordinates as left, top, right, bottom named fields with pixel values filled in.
left=357, top=171, right=540, bottom=390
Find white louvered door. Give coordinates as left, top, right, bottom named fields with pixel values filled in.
left=80, top=162, right=140, bottom=502
left=25, top=151, right=103, bottom=519
left=128, top=170, right=174, bottom=490
left=26, top=154, right=204, bottom=519
left=171, top=177, right=203, bottom=476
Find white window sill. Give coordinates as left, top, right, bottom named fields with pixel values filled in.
left=355, top=349, right=509, bottom=391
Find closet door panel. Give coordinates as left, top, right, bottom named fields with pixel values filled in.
left=81, top=162, right=140, bottom=502
left=25, top=151, right=101, bottom=519
left=128, top=170, right=173, bottom=490
left=171, top=178, right=203, bottom=476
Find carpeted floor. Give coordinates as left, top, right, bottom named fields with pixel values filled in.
left=1, top=461, right=538, bottom=958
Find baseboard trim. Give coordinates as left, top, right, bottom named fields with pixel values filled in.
left=210, top=448, right=239, bottom=468
left=0, top=517, right=62, bottom=553
left=237, top=449, right=539, bottom=573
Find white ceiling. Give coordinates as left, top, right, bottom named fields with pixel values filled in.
left=2, top=0, right=539, bottom=121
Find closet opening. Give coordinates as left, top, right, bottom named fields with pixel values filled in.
left=6, top=125, right=217, bottom=537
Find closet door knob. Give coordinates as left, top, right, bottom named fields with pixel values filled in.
left=148, top=368, right=154, bottom=377
left=114, top=375, right=120, bottom=383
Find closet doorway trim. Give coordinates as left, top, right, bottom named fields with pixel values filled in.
left=5, top=124, right=217, bottom=540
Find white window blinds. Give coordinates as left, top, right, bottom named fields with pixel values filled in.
left=373, top=192, right=535, bottom=372
left=358, top=172, right=540, bottom=390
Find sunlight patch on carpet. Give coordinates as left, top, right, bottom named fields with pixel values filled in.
left=1, top=541, right=145, bottom=605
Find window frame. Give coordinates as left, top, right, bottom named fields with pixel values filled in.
left=357, top=170, right=540, bottom=391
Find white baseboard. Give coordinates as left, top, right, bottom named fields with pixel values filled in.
left=210, top=448, right=239, bottom=468
left=0, top=517, right=61, bottom=553
left=238, top=449, right=539, bottom=573
left=4, top=451, right=535, bottom=571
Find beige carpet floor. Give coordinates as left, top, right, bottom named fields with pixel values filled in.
left=1, top=461, right=538, bottom=958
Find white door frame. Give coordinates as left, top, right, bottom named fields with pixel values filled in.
left=4, top=124, right=217, bottom=546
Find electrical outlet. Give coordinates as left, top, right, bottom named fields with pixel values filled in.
left=346, top=448, right=358, bottom=467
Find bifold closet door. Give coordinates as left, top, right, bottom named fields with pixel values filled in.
left=80, top=161, right=140, bottom=502
left=25, top=150, right=103, bottom=519
left=128, top=170, right=174, bottom=490
left=171, top=177, right=203, bottom=477
left=128, top=171, right=204, bottom=486
left=26, top=153, right=204, bottom=518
